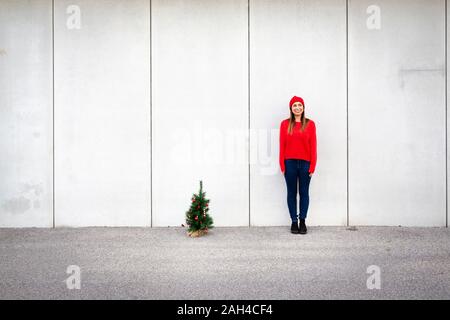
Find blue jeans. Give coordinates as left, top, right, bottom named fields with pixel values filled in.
left=284, top=159, right=312, bottom=222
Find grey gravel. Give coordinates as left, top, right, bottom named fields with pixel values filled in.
left=0, top=226, right=449, bottom=300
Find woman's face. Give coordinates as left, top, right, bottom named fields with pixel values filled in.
left=291, top=102, right=304, bottom=116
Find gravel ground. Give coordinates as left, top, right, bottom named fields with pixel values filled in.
left=0, top=226, right=449, bottom=299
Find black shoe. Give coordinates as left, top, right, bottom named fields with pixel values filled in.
left=290, top=221, right=299, bottom=234
left=299, top=219, right=307, bottom=234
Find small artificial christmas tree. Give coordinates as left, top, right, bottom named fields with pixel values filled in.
left=185, top=180, right=213, bottom=237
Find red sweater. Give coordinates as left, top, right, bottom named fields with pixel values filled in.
left=279, top=118, right=317, bottom=174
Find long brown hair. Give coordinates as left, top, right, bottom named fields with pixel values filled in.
left=287, top=104, right=310, bottom=134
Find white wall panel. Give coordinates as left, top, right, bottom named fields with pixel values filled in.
left=447, top=0, right=450, bottom=228
left=349, top=0, right=446, bottom=226
left=54, top=0, right=151, bottom=226
left=250, top=0, right=347, bottom=226
left=0, top=0, right=53, bottom=227
left=152, top=0, right=249, bottom=227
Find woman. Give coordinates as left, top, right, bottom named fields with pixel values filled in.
left=279, top=96, right=317, bottom=234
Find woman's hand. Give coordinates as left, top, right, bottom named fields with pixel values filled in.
left=309, top=173, right=313, bottom=177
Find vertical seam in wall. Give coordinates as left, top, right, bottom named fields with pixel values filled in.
left=346, top=0, right=349, bottom=227
left=52, top=0, right=55, bottom=228
left=446, top=0, right=448, bottom=228
left=150, top=0, right=153, bottom=228
left=248, top=0, right=251, bottom=227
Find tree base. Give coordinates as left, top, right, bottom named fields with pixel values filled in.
left=187, top=229, right=208, bottom=238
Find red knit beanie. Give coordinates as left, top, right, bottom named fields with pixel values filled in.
left=289, top=96, right=304, bottom=108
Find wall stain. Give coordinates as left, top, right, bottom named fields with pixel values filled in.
left=2, top=196, right=31, bottom=215
left=398, top=66, right=445, bottom=89
left=1, top=183, right=44, bottom=215
left=0, top=49, right=6, bottom=56
left=33, top=200, right=40, bottom=209
left=21, top=183, right=43, bottom=196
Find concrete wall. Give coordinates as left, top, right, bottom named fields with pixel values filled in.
left=250, top=0, right=347, bottom=226
left=0, top=0, right=53, bottom=227
left=152, top=0, right=249, bottom=227
left=348, top=0, right=446, bottom=226
left=0, top=0, right=448, bottom=227
left=54, top=0, right=151, bottom=226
